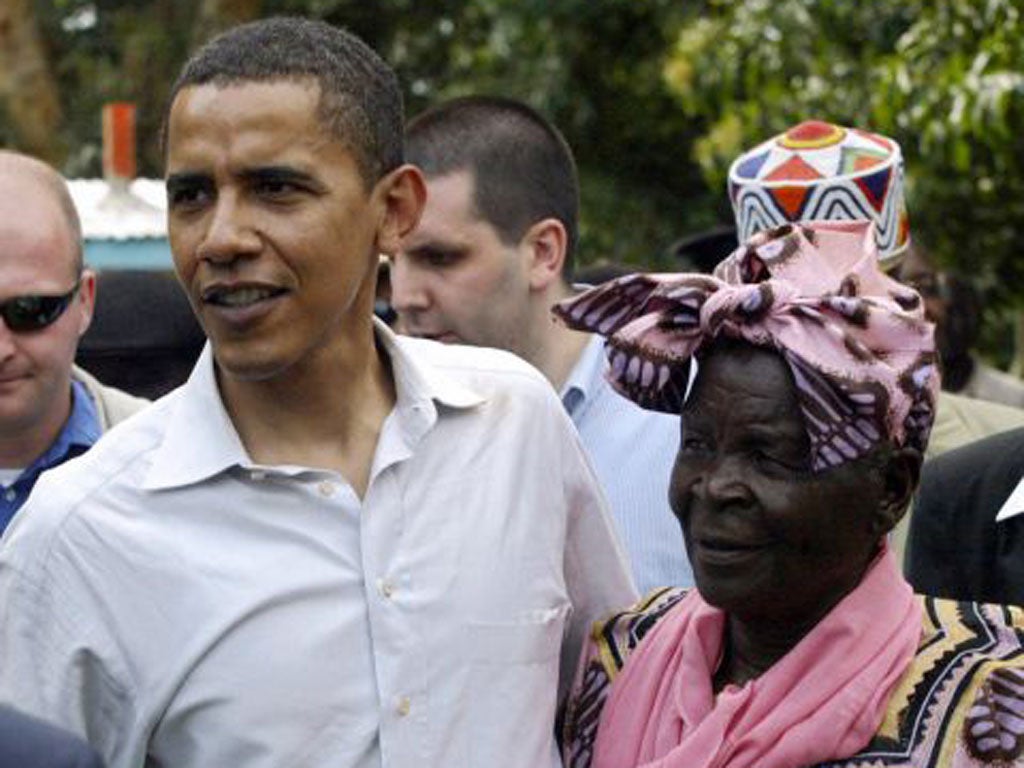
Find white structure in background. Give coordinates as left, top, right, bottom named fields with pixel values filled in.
left=67, top=178, right=169, bottom=270
left=66, top=103, right=171, bottom=271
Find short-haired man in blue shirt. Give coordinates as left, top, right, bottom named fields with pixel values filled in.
left=0, top=151, right=146, bottom=533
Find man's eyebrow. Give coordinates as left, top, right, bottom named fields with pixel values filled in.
left=405, top=241, right=467, bottom=259
left=166, top=172, right=210, bottom=193
left=240, top=166, right=322, bottom=188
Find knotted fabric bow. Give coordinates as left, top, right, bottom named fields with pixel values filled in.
left=553, top=220, right=938, bottom=471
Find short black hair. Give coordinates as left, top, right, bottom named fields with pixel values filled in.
left=163, top=17, right=403, bottom=187
left=405, top=96, right=580, bottom=280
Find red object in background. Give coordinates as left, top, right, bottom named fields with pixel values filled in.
left=102, top=103, right=136, bottom=181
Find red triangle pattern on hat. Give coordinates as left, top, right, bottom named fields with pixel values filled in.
left=770, top=185, right=811, bottom=220
left=764, top=154, right=823, bottom=182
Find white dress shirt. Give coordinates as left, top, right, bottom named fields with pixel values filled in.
left=0, top=322, right=636, bottom=768
left=561, top=335, right=692, bottom=593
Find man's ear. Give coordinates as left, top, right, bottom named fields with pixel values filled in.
left=76, top=268, right=97, bottom=337
left=874, top=446, right=923, bottom=536
left=522, top=218, right=568, bottom=292
left=375, top=164, right=427, bottom=255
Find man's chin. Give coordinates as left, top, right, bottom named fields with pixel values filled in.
left=211, top=346, right=292, bottom=385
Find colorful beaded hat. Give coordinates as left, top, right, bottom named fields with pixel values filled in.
left=728, top=120, right=911, bottom=268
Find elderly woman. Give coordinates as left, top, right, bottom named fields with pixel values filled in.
left=555, top=221, right=1024, bottom=768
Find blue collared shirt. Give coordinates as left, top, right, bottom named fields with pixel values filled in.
left=561, top=335, right=693, bottom=593
left=0, top=380, right=101, bottom=533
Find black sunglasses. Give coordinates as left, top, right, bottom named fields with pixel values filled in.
left=0, top=281, right=81, bottom=333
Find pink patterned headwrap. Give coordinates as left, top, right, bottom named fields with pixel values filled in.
left=554, top=220, right=938, bottom=470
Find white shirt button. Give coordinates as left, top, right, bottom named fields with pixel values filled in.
left=377, top=578, right=395, bottom=599
left=250, top=470, right=267, bottom=482
left=396, top=696, right=411, bottom=717
left=317, top=481, right=335, bottom=497
left=3, top=489, right=15, bottom=502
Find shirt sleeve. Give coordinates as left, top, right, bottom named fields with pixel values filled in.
left=556, top=409, right=638, bottom=706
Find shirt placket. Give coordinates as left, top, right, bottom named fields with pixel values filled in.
left=361, top=460, right=428, bottom=764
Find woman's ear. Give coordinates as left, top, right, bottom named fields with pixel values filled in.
left=874, top=446, right=923, bottom=536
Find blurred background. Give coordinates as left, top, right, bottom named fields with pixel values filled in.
left=1, top=0, right=1021, bottom=371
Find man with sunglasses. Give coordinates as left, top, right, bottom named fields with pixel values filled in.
left=0, top=151, right=146, bottom=536
left=0, top=151, right=146, bottom=534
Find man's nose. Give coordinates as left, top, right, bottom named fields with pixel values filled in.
left=196, top=193, right=261, bottom=265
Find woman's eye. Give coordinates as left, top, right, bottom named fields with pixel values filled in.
left=753, top=449, right=807, bottom=474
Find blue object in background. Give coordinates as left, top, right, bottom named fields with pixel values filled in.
left=84, top=238, right=173, bottom=271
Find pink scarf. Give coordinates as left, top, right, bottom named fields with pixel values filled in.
left=592, top=545, right=921, bottom=768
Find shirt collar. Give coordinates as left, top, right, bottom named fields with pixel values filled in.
left=65, top=378, right=102, bottom=447
left=27, top=379, right=102, bottom=475
left=144, top=318, right=487, bottom=491
left=560, top=334, right=603, bottom=414
left=995, top=476, right=1024, bottom=523
left=375, top=319, right=487, bottom=412
left=142, top=342, right=249, bottom=490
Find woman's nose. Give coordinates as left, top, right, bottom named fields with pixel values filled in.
left=702, top=453, right=754, bottom=506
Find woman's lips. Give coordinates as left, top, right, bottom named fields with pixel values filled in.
left=695, top=536, right=772, bottom=564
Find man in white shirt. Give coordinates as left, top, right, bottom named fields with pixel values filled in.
left=390, top=96, right=690, bottom=593
left=0, top=18, right=635, bottom=768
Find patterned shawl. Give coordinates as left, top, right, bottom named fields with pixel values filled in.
left=553, top=220, right=939, bottom=470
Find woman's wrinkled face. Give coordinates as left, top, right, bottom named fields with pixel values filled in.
left=669, top=343, right=885, bottom=626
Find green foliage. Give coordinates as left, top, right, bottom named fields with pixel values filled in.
left=663, top=0, right=1024, bottom=311
left=882, top=0, right=1024, bottom=310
